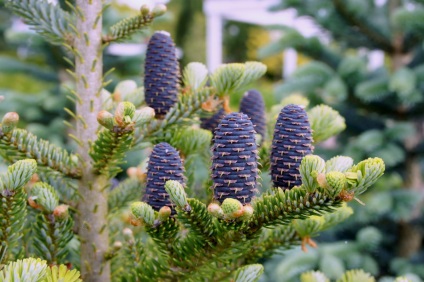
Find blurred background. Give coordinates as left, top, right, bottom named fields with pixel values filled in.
left=0, top=0, right=423, bottom=281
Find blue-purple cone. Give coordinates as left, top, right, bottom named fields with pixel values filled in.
left=200, top=107, right=226, bottom=137
left=143, top=142, right=185, bottom=214
left=211, top=112, right=259, bottom=204
left=144, top=31, right=179, bottom=117
left=240, top=89, right=266, bottom=139
left=270, top=104, right=313, bottom=189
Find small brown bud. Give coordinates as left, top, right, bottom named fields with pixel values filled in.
left=316, top=173, right=328, bottom=189
left=339, top=190, right=355, bottom=202
left=2, top=112, right=19, bottom=134
left=158, top=206, right=172, bottom=221
left=113, top=241, right=123, bottom=250
left=241, top=205, right=254, bottom=220
left=28, top=197, right=41, bottom=210
left=53, top=204, right=69, bottom=219
left=207, top=203, right=224, bottom=218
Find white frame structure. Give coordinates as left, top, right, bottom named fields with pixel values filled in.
left=203, top=0, right=323, bottom=76
left=204, top=0, right=385, bottom=76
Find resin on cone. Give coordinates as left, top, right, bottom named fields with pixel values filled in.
left=240, top=89, right=266, bottom=139
left=270, top=104, right=313, bottom=189
left=211, top=112, right=259, bottom=204
left=144, top=31, right=179, bottom=117
left=143, top=142, right=185, bottom=214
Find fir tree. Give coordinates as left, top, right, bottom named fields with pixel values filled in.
left=261, top=0, right=424, bottom=279
left=0, top=1, right=388, bottom=281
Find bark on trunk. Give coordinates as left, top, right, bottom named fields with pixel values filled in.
left=75, top=1, right=110, bottom=281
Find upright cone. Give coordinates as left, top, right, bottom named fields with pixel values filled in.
left=143, top=142, right=185, bottom=214
left=270, top=104, right=313, bottom=189
left=144, top=31, right=179, bottom=117
left=240, top=89, right=266, bottom=139
left=211, top=112, right=258, bottom=204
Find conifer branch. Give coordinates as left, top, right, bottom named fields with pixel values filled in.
left=0, top=128, right=81, bottom=179
left=0, top=160, right=37, bottom=263
left=5, top=0, right=76, bottom=46
left=332, top=0, right=394, bottom=53
left=90, top=103, right=154, bottom=178
left=28, top=183, right=73, bottom=265
left=105, top=5, right=167, bottom=43
left=108, top=178, right=143, bottom=215
left=248, top=187, right=341, bottom=232
left=136, top=87, right=215, bottom=145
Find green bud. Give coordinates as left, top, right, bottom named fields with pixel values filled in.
left=207, top=203, right=224, bottom=219
left=140, top=4, right=150, bottom=16
left=131, top=202, right=154, bottom=226
left=97, top=110, right=114, bottom=130
left=221, top=198, right=243, bottom=220
left=1, top=112, right=19, bottom=134
left=151, top=4, right=167, bottom=17
left=113, top=241, right=123, bottom=251
left=164, top=180, right=187, bottom=209
left=133, top=107, right=155, bottom=127
left=325, top=171, right=346, bottom=198
left=115, top=102, right=136, bottom=126
left=122, top=228, right=134, bottom=241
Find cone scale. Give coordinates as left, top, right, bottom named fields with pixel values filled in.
left=270, top=104, right=313, bottom=189
left=211, top=112, right=259, bottom=204
left=240, top=89, right=266, bottom=138
left=144, top=31, right=179, bottom=117
left=143, top=142, right=185, bottom=214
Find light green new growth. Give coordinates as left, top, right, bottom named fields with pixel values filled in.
left=337, top=269, right=375, bottom=282
left=308, top=104, right=346, bottom=143
left=0, top=258, right=47, bottom=282
left=300, top=155, right=326, bottom=193
left=233, top=264, right=264, bottom=282
left=130, top=202, right=155, bottom=226
left=301, top=271, right=330, bottom=282
left=325, top=156, right=354, bottom=173
left=183, top=62, right=209, bottom=91
left=28, top=182, right=59, bottom=213
left=164, top=180, right=187, bottom=209
left=346, top=157, right=385, bottom=195
left=210, top=62, right=267, bottom=96
left=0, top=258, right=81, bottom=282
left=45, top=264, right=82, bottom=282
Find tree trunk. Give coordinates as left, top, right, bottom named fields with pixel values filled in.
left=75, top=1, right=110, bottom=281
left=398, top=122, right=424, bottom=258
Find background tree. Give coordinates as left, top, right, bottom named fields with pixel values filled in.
left=0, top=1, right=392, bottom=282
left=260, top=0, right=424, bottom=279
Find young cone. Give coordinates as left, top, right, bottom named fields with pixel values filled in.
left=144, top=31, right=179, bottom=117
left=271, top=104, right=313, bottom=189
left=211, top=112, right=259, bottom=204
left=143, top=142, right=185, bottom=214
left=240, top=89, right=266, bottom=139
